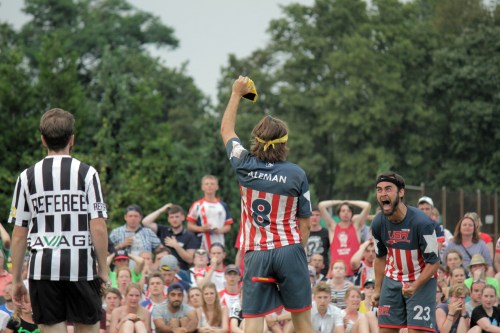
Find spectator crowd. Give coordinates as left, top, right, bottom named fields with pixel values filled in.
left=1, top=175, right=499, bottom=333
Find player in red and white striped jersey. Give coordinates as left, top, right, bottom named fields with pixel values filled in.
left=221, top=76, right=313, bottom=333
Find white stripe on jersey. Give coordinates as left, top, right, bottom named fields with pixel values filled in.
left=385, top=247, right=425, bottom=282
left=240, top=186, right=301, bottom=251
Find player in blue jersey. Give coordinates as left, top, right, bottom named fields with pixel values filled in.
left=371, top=171, right=440, bottom=333
left=220, top=76, right=313, bottom=333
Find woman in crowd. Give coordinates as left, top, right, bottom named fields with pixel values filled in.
left=342, top=287, right=369, bottom=333
left=436, top=283, right=470, bottom=333
left=464, top=212, right=494, bottom=260
left=469, top=284, right=500, bottom=333
left=445, top=215, right=492, bottom=270
left=444, top=250, right=466, bottom=280
left=116, top=267, right=133, bottom=302
left=327, top=260, right=353, bottom=310
left=196, top=282, right=228, bottom=333
left=188, top=287, right=203, bottom=310
left=105, top=288, right=123, bottom=332
left=5, top=298, right=38, bottom=333
left=110, top=283, right=150, bottom=333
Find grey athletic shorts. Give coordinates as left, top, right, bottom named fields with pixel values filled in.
left=378, top=275, right=437, bottom=332
left=242, top=244, right=312, bottom=317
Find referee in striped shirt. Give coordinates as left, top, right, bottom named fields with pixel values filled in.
left=9, top=108, right=109, bottom=333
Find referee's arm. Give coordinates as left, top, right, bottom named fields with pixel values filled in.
left=90, top=218, right=109, bottom=280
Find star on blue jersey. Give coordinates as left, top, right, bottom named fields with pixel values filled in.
left=423, top=230, right=438, bottom=255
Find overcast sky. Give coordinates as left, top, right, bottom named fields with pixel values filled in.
left=0, top=0, right=313, bottom=100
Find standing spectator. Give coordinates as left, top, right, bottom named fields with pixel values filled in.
left=219, top=265, right=241, bottom=312
left=327, top=260, right=353, bottom=310
left=307, top=206, right=330, bottom=276
left=8, top=108, right=108, bottom=333
left=350, top=240, right=375, bottom=289
left=110, top=283, right=150, bottom=333
left=444, top=215, right=492, bottom=269
left=417, top=196, right=446, bottom=252
left=318, top=199, right=371, bottom=278
left=310, top=282, right=343, bottom=333
left=142, top=204, right=198, bottom=271
left=187, top=176, right=233, bottom=250
left=469, top=285, right=500, bottom=333
left=152, top=283, right=197, bottom=333
left=436, top=283, right=470, bottom=333
left=110, top=205, right=161, bottom=256
left=196, top=243, right=226, bottom=291
left=371, top=172, right=440, bottom=333
left=221, top=76, right=313, bottom=332
left=196, top=283, right=228, bottom=333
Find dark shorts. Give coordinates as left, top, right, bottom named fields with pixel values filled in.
left=29, top=279, right=102, bottom=325
left=378, top=276, right=437, bottom=332
left=242, top=244, right=312, bottom=317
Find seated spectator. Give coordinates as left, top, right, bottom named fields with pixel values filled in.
left=465, top=212, right=494, bottom=261
left=189, top=249, right=209, bottom=287
left=187, top=175, right=233, bottom=251
left=310, top=254, right=328, bottom=285
left=219, top=265, right=241, bottom=312
left=445, top=215, right=492, bottom=269
left=152, top=283, right=198, bottom=333
left=358, top=279, right=375, bottom=314
left=196, top=243, right=226, bottom=291
left=436, top=283, right=470, bottom=333
left=139, top=251, right=155, bottom=278
left=0, top=282, right=14, bottom=317
left=450, top=267, right=467, bottom=287
left=116, top=267, right=133, bottom=300
left=196, top=283, right=228, bottom=333
left=311, top=282, right=343, bottom=333
left=464, top=255, right=500, bottom=296
left=466, top=280, right=485, bottom=317
left=469, top=284, right=500, bottom=333
left=152, top=248, right=171, bottom=272
left=327, top=260, right=353, bottom=310
left=158, top=255, right=185, bottom=291
left=110, top=283, right=151, bottom=333
left=350, top=240, right=375, bottom=289
left=0, top=252, right=12, bottom=303
left=141, top=273, right=166, bottom=312
left=188, top=287, right=203, bottom=310
left=342, top=287, right=369, bottom=333
left=110, top=204, right=161, bottom=256
left=444, top=250, right=466, bottom=281
left=142, top=203, right=198, bottom=271
left=5, top=298, right=37, bottom=333
left=104, top=288, right=123, bottom=333
left=108, top=250, right=144, bottom=288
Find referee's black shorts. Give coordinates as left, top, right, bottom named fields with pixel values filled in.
left=29, top=279, right=102, bottom=325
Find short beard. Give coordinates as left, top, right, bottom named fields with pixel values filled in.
left=382, top=195, right=400, bottom=217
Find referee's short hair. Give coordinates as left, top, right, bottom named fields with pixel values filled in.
left=40, top=108, right=75, bottom=151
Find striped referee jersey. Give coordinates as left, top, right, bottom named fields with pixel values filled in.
left=8, top=155, right=107, bottom=281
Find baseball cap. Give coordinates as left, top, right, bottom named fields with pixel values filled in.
left=225, top=264, right=240, bottom=275
left=160, top=254, right=178, bottom=271
left=417, top=196, right=434, bottom=207
left=114, top=249, right=129, bottom=261
left=167, top=282, right=184, bottom=294
left=363, top=278, right=375, bottom=287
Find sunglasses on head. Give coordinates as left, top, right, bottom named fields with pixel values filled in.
left=195, top=249, right=207, bottom=256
